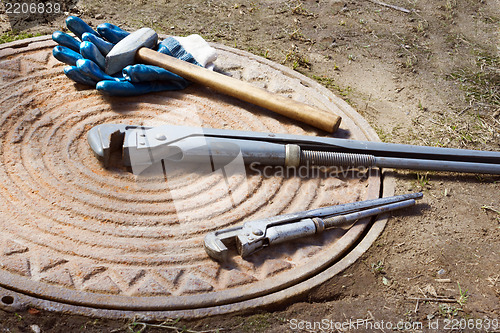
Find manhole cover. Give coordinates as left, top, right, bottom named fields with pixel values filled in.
left=0, top=36, right=393, bottom=319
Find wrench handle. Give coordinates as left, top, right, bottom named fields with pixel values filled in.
left=322, top=199, right=417, bottom=229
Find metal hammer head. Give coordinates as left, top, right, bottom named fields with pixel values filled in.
left=105, top=27, right=158, bottom=75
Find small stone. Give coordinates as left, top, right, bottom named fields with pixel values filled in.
left=30, top=325, right=41, bottom=333
left=95, top=13, right=104, bottom=19
left=28, top=308, right=40, bottom=315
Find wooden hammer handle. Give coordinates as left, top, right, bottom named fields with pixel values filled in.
left=137, top=48, right=342, bottom=133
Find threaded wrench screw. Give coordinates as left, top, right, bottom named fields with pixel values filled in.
left=300, top=150, right=376, bottom=167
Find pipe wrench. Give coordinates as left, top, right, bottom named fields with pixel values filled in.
left=204, top=192, right=423, bottom=261
left=87, top=124, right=500, bottom=174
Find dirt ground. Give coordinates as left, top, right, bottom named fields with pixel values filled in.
left=0, top=0, right=499, bottom=332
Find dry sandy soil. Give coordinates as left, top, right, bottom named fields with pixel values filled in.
left=0, top=0, right=499, bottom=332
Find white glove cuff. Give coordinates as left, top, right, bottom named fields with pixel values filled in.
left=173, top=34, right=217, bottom=69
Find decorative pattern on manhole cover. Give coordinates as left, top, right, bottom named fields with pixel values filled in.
left=0, top=36, right=382, bottom=315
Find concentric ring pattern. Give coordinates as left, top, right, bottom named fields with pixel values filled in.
left=0, top=37, right=380, bottom=310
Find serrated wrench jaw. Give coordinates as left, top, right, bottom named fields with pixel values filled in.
left=87, top=124, right=145, bottom=167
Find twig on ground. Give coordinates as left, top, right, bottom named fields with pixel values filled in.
left=482, top=205, right=500, bottom=215
left=128, top=320, right=223, bottom=333
left=487, top=275, right=499, bottom=287
left=435, top=278, right=452, bottom=283
left=409, top=297, right=458, bottom=303
left=368, top=0, right=411, bottom=13
left=457, top=105, right=471, bottom=116
left=407, top=274, right=423, bottom=281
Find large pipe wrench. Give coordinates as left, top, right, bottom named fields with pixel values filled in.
left=87, top=124, right=500, bottom=174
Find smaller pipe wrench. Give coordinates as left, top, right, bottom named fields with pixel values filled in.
left=204, top=192, right=423, bottom=261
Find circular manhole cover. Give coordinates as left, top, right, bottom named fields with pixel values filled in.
left=0, top=36, right=393, bottom=319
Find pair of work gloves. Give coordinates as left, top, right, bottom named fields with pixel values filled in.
left=52, top=16, right=217, bottom=96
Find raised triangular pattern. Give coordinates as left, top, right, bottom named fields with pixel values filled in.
left=223, top=269, right=257, bottom=288
left=3, top=239, right=29, bottom=255
left=112, top=268, right=145, bottom=287
left=262, top=259, right=293, bottom=277
left=132, top=277, right=171, bottom=296
left=22, top=52, right=50, bottom=64
left=74, top=263, right=107, bottom=283
left=84, top=275, right=121, bottom=294
left=232, top=256, right=256, bottom=272
left=195, top=262, right=220, bottom=279
left=179, top=273, right=213, bottom=294
left=37, top=255, right=68, bottom=273
left=157, top=268, right=184, bottom=285
left=40, top=268, right=74, bottom=287
left=0, top=59, right=21, bottom=72
left=0, top=69, right=21, bottom=82
left=20, top=59, right=46, bottom=74
left=1, top=255, right=31, bottom=276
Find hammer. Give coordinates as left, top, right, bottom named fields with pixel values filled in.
left=105, top=28, right=342, bottom=133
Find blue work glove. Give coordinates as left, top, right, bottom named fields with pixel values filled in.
left=52, top=16, right=217, bottom=96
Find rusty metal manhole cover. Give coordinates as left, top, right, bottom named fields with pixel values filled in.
left=0, top=36, right=393, bottom=319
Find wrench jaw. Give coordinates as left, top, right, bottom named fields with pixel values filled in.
left=204, top=226, right=244, bottom=262
left=87, top=124, right=127, bottom=167
left=204, top=225, right=269, bottom=261
left=87, top=124, right=144, bottom=168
